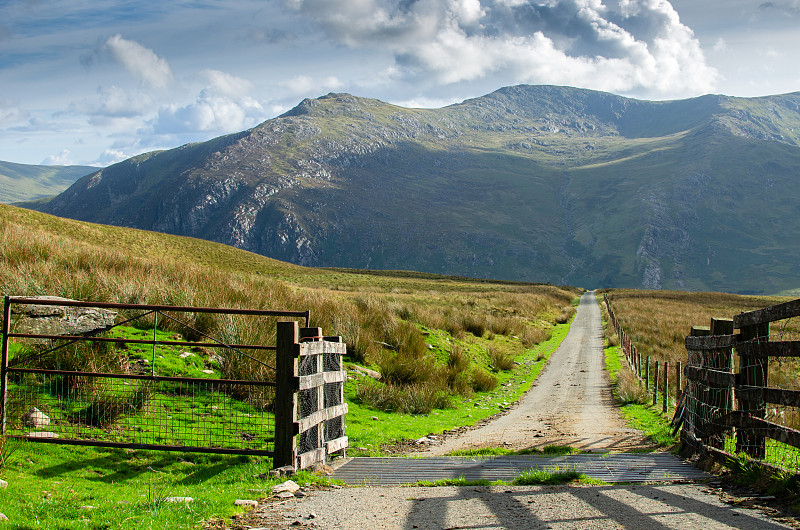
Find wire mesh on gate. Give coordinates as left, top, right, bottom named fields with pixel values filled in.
left=4, top=369, right=276, bottom=454
left=296, top=342, right=346, bottom=459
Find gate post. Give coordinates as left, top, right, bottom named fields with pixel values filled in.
left=1, top=296, right=10, bottom=434
left=274, top=321, right=299, bottom=469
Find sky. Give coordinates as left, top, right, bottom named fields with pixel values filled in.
left=1, top=0, right=799, bottom=167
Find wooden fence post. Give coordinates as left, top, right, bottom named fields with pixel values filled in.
left=663, top=361, right=669, bottom=413
left=274, top=321, right=299, bottom=469
left=653, top=361, right=659, bottom=406
left=709, top=318, right=734, bottom=449
left=676, top=361, right=682, bottom=395
left=645, top=356, right=650, bottom=390
left=637, top=350, right=642, bottom=382
left=737, top=321, right=769, bottom=459
left=1, top=296, right=10, bottom=435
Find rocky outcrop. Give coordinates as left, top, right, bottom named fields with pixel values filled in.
left=10, top=296, right=117, bottom=336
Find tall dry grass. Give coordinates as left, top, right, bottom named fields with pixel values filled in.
left=601, top=289, right=800, bottom=399
left=1, top=205, right=580, bottom=413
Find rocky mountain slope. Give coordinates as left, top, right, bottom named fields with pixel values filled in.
left=29, top=85, right=800, bottom=293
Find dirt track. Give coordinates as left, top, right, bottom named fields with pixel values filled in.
left=414, top=290, right=648, bottom=456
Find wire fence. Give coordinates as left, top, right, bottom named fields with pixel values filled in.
left=683, top=299, right=800, bottom=474
left=4, top=369, right=275, bottom=454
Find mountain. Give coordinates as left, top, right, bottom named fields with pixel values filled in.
left=28, top=85, right=800, bottom=294
left=0, top=160, right=97, bottom=204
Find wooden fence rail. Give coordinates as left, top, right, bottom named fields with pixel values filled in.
left=683, top=298, right=800, bottom=472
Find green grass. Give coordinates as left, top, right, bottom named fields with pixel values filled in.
left=344, top=321, right=572, bottom=455
left=603, top=340, right=677, bottom=448
left=411, top=467, right=593, bottom=487
left=513, top=468, right=596, bottom=486
left=0, top=442, right=337, bottom=529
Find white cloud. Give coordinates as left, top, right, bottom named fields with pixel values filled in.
left=41, top=149, right=74, bottom=166
left=712, top=37, right=727, bottom=52
left=74, top=85, right=156, bottom=119
left=91, top=148, right=130, bottom=166
left=101, top=34, right=175, bottom=90
left=290, top=0, right=719, bottom=96
left=151, top=70, right=265, bottom=135
left=280, top=75, right=344, bottom=95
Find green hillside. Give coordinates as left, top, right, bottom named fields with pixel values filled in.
left=0, top=160, right=97, bottom=203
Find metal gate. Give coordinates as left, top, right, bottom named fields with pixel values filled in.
left=1, top=296, right=308, bottom=456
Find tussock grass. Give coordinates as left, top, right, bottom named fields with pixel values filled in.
left=1, top=204, right=579, bottom=415
left=600, top=288, right=798, bottom=401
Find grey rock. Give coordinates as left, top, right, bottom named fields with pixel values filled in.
left=234, top=499, right=259, bottom=507
left=272, top=480, right=300, bottom=494
left=22, top=407, right=49, bottom=429
left=11, top=296, right=117, bottom=337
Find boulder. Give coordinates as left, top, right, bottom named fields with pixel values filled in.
left=11, top=296, right=117, bottom=337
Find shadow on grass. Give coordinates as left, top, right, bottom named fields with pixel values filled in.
left=33, top=447, right=248, bottom=485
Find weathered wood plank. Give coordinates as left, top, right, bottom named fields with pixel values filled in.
left=299, top=341, right=347, bottom=357
left=735, top=299, right=800, bottom=328
left=298, top=403, right=349, bottom=434
left=297, top=370, right=347, bottom=391
left=737, top=387, right=800, bottom=408
left=684, top=365, right=736, bottom=387
left=297, top=447, right=326, bottom=469
left=685, top=334, right=738, bottom=351
left=325, top=435, right=349, bottom=454
left=741, top=417, right=800, bottom=450
left=274, top=321, right=300, bottom=470
left=737, top=341, right=800, bottom=358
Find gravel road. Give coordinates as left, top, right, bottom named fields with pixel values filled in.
left=251, top=482, right=792, bottom=529
left=234, top=291, right=795, bottom=529
left=415, top=290, right=647, bottom=456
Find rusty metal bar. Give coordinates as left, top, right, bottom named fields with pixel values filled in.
left=6, top=297, right=310, bottom=322
left=6, top=367, right=276, bottom=386
left=5, top=333, right=278, bottom=350
left=5, top=436, right=273, bottom=456
left=1, top=296, right=10, bottom=434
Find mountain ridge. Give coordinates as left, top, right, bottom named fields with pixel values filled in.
left=25, top=84, right=800, bottom=294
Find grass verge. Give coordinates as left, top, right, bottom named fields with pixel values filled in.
left=603, top=342, right=677, bottom=449
left=0, top=443, right=338, bottom=529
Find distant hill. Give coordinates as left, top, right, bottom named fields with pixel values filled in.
left=28, top=85, right=800, bottom=294
left=0, top=160, right=98, bottom=204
